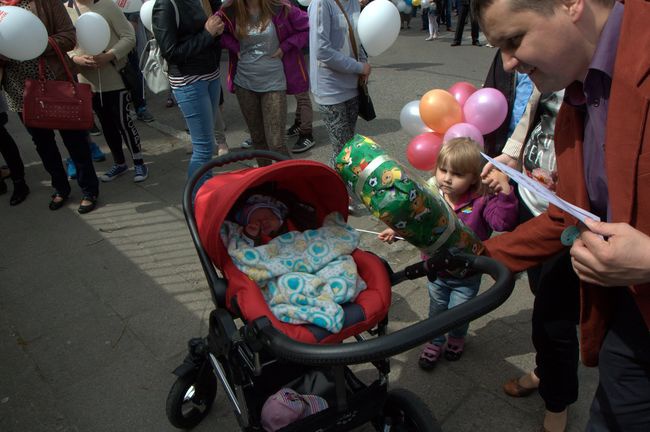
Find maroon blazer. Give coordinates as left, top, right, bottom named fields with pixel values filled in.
left=484, top=0, right=650, bottom=367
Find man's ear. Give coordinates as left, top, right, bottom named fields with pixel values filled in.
left=563, top=0, right=585, bottom=23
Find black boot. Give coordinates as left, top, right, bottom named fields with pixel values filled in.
left=10, top=180, right=29, bottom=206
left=0, top=177, right=6, bottom=195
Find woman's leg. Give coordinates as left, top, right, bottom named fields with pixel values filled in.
left=106, top=89, right=144, bottom=165
left=93, top=93, right=127, bottom=165
left=173, top=80, right=218, bottom=189
left=19, top=113, right=71, bottom=198
left=260, top=90, right=290, bottom=157
left=59, top=129, right=99, bottom=199
left=235, top=85, right=270, bottom=166
left=319, top=97, right=358, bottom=168
left=0, top=114, right=25, bottom=182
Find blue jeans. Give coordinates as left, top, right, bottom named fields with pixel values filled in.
left=173, top=78, right=221, bottom=191
left=428, top=274, right=481, bottom=345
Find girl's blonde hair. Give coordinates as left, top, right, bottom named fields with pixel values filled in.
left=436, top=137, right=487, bottom=195
left=230, top=0, right=289, bottom=41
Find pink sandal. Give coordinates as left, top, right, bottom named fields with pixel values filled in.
left=418, top=343, right=442, bottom=370
left=444, top=337, right=465, bottom=361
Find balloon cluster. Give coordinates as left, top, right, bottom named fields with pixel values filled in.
left=400, top=82, right=508, bottom=170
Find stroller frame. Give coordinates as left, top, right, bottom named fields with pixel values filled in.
left=166, top=151, right=514, bottom=432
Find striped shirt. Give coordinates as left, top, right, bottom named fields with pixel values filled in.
left=168, top=68, right=220, bottom=89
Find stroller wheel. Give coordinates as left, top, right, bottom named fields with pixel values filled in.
left=166, top=370, right=217, bottom=429
left=373, top=388, right=441, bottom=432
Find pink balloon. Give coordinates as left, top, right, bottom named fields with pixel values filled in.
left=443, top=122, right=484, bottom=149
left=448, top=81, right=477, bottom=107
left=406, top=132, right=444, bottom=171
left=463, top=88, right=508, bottom=135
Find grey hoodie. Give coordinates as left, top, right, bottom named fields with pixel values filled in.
left=308, top=0, right=367, bottom=106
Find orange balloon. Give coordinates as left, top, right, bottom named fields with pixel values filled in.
left=419, top=89, right=463, bottom=134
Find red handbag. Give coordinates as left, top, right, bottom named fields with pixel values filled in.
left=23, top=37, right=93, bottom=130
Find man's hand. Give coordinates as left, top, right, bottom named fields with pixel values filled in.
left=570, top=218, right=650, bottom=286
left=271, top=48, right=284, bottom=59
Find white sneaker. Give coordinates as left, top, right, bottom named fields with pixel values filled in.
left=425, top=35, right=434, bottom=41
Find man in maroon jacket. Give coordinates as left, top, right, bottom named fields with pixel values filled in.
left=471, top=0, right=650, bottom=430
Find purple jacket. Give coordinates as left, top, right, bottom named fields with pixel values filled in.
left=451, top=189, right=519, bottom=241
left=218, top=3, right=309, bottom=95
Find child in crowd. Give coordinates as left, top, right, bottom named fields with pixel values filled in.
left=379, top=137, right=518, bottom=369
left=424, top=0, right=439, bottom=40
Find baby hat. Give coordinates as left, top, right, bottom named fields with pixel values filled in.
left=260, top=388, right=328, bottom=431
left=235, top=194, right=289, bottom=226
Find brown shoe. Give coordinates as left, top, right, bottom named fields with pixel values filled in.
left=503, top=376, right=538, bottom=397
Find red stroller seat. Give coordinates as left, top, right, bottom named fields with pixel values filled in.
left=193, top=160, right=392, bottom=344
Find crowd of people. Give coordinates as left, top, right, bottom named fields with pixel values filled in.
left=1, top=0, right=648, bottom=431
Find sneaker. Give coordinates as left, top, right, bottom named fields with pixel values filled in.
left=136, top=107, right=155, bottom=123
left=418, top=342, right=442, bottom=370
left=89, top=141, right=106, bottom=162
left=425, top=35, right=435, bottom=41
left=133, top=164, right=149, bottom=183
left=89, top=123, right=102, bottom=136
left=66, top=158, right=77, bottom=180
left=444, top=337, right=465, bottom=361
left=241, top=137, right=253, bottom=149
left=291, top=134, right=315, bottom=154
left=472, top=40, right=482, bottom=46
left=451, top=41, right=461, bottom=46
left=100, top=163, right=128, bottom=182
left=286, top=123, right=300, bottom=137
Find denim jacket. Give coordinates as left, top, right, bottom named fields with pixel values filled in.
left=218, top=2, right=309, bottom=95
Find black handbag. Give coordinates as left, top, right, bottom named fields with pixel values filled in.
left=333, top=0, right=376, bottom=121
left=357, top=81, right=376, bottom=121
left=118, top=58, right=140, bottom=93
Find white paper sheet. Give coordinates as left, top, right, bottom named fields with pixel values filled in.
left=481, top=153, right=600, bottom=223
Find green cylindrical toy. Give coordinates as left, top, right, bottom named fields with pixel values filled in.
left=336, top=134, right=484, bottom=258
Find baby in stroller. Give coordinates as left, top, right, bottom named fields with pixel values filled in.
left=223, top=191, right=368, bottom=334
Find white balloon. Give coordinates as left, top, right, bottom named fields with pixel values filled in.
left=357, top=0, right=400, bottom=57
left=421, top=0, right=430, bottom=8
left=400, top=100, right=433, bottom=136
left=297, top=0, right=311, bottom=6
left=396, top=0, right=407, bottom=12
left=140, top=0, right=155, bottom=33
left=403, top=5, right=412, bottom=14
left=113, top=0, right=143, bottom=13
left=0, top=6, right=48, bottom=61
left=76, top=12, right=110, bottom=55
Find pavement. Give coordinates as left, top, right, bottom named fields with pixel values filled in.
left=0, top=18, right=598, bottom=432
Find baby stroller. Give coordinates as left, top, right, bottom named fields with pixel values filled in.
left=166, top=151, right=514, bottom=432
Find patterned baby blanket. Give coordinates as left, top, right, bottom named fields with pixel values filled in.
left=221, top=212, right=367, bottom=333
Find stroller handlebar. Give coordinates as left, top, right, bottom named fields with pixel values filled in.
left=253, top=254, right=514, bottom=366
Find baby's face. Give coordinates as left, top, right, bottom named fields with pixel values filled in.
left=246, top=208, right=283, bottom=236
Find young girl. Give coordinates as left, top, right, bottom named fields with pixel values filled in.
left=424, top=0, right=439, bottom=40
left=379, top=137, right=518, bottom=369
left=67, top=0, right=149, bottom=186
left=218, top=0, right=309, bottom=167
